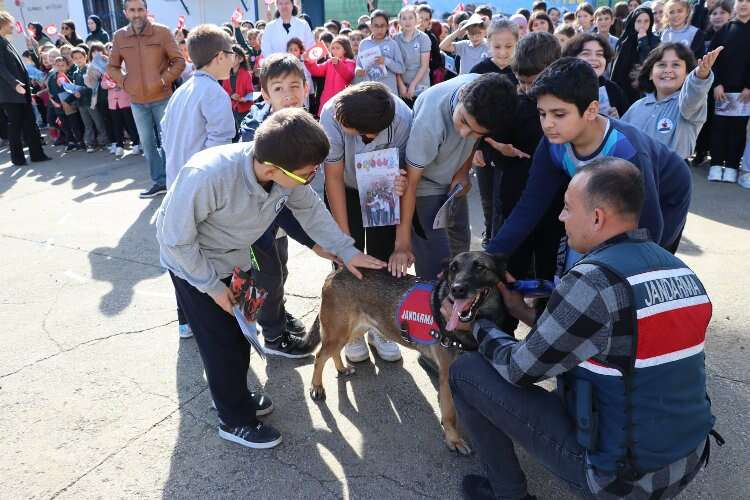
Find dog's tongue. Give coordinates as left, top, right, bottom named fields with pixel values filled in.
left=446, top=298, right=472, bottom=331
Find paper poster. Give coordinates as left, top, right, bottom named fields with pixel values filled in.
left=715, top=93, right=750, bottom=117
left=598, top=85, right=611, bottom=116
left=62, top=82, right=85, bottom=94
left=358, top=45, right=386, bottom=80
left=90, top=54, right=108, bottom=74
left=354, top=148, right=400, bottom=228
left=444, top=53, right=456, bottom=75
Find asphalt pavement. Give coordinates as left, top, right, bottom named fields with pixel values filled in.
left=0, top=143, right=748, bottom=499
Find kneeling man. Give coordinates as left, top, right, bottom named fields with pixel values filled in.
left=446, top=157, right=720, bottom=499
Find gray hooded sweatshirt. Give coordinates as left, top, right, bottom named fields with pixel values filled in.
left=156, top=142, right=358, bottom=298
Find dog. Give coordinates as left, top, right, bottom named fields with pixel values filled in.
left=307, top=251, right=507, bottom=455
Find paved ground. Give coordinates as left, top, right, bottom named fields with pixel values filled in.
left=0, top=143, right=748, bottom=500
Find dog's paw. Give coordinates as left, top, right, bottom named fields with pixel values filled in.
left=336, top=366, right=356, bottom=377
left=445, top=436, right=472, bottom=456
left=309, top=385, right=326, bottom=401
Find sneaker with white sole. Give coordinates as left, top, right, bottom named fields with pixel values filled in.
left=344, top=335, right=370, bottom=363
left=263, top=331, right=315, bottom=358
left=367, top=330, right=402, bottom=362
left=211, top=392, right=274, bottom=417
left=707, top=165, right=724, bottom=182
left=178, top=323, right=193, bottom=339
left=722, top=168, right=738, bottom=183
left=132, top=144, right=143, bottom=155
left=86, top=146, right=95, bottom=153
left=738, top=171, right=750, bottom=189
left=218, top=421, right=282, bottom=449
left=115, top=146, right=124, bottom=157
left=108, top=143, right=117, bottom=154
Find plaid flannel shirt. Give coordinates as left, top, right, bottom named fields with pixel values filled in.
left=473, top=232, right=706, bottom=498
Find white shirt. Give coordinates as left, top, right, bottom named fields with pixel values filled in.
left=260, top=16, right=314, bottom=56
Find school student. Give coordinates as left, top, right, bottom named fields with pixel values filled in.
left=439, top=14, right=489, bottom=75
left=623, top=43, right=721, bottom=160
left=239, top=54, right=337, bottom=357
left=593, top=6, right=620, bottom=48
left=47, top=56, right=85, bottom=152
left=157, top=108, right=385, bottom=449
left=611, top=6, right=662, bottom=105
left=661, top=0, right=706, bottom=59
left=470, top=19, right=520, bottom=246
left=355, top=9, right=405, bottom=94
left=707, top=0, right=750, bottom=186
left=160, top=24, right=237, bottom=339
left=222, top=45, right=254, bottom=136
left=485, top=58, right=692, bottom=262
left=390, top=74, right=517, bottom=280
left=480, top=32, right=564, bottom=334
left=563, top=33, right=629, bottom=118
left=320, top=82, right=412, bottom=363
left=394, top=6, right=431, bottom=106
left=70, top=47, right=108, bottom=152
left=304, top=35, right=355, bottom=115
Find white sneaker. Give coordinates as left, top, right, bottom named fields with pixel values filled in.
left=721, top=168, right=738, bottom=183
left=366, top=330, right=402, bottom=362
left=86, top=146, right=95, bottom=153
left=178, top=323, right=193, bottom=339
left=108, top=143, right=116, bottom=154
left=132, top=144, right=142, bottom=155
left=738, top=171, right=750, bottom=189
left=344, top=335, right=370, bottom=363
left=707, top=165, right=724, bottom=182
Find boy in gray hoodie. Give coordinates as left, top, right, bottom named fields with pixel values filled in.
left=156, top=108, right=385, bottom=449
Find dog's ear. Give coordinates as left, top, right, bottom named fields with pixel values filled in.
left=490, top=253, right=508, bottom=281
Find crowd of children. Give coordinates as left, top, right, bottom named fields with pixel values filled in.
left=1, top=1, right=746, bottom=497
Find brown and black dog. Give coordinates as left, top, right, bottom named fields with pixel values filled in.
left=307, top=251, right=507, bottom=455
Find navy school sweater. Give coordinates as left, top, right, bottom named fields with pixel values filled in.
left=486, top=118, right=692, bottom=255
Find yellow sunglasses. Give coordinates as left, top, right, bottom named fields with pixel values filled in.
left=264, top=161, right=319, bottom=185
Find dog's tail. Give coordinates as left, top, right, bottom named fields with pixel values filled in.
left=301, top=314, right=322, bottom=350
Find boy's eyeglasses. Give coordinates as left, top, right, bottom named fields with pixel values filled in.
left=264, top=161, right=319, bottom=185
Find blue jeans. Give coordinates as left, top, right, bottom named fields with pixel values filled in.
left=412, top=193, right=470, bottom=280
left=131, top=99, right=168, bottom=186
left=449, top=352, right=591, bottom=499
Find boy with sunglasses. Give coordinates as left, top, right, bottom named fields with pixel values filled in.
left=160, top=24, right=237, bottom=339
left=157, top=108, right=386, bottom=449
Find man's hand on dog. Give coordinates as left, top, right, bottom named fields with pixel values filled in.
left=346, top=252, right=387, bottom=279
left=496, top=272, right=537, bottom=327
left=212, top=286, right=238, bottom=315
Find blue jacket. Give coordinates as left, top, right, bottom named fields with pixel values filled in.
left=562, top=235, right=714, bottom=476
left=486, top=118, right=691, bottom=256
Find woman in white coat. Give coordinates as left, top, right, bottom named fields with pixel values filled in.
left=261, top=0, right=314, bottom=56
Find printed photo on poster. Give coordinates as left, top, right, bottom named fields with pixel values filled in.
left=354, top=148, right=400, bottom=228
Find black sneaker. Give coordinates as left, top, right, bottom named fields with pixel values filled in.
left=210, top=391, right=274, bottom=417
left=65, top=143, right=77, bottom=152
left=284, top=311, right=306, bottom=335
left=264, top=331, right=315, bottom=358
left=218, top=421, right=282, bottom=449
left=139, top=184, right=167, bottom=198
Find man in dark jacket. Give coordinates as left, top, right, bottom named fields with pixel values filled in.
left=0, top=11, right=49, bottom=166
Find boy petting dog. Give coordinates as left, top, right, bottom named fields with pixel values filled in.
left=156, top=108, right=385, bottom=449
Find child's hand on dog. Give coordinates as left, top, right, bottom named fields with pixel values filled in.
left=346, top=252, right=387, bottom=279
left=212, top=286, right=238, bottom=315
